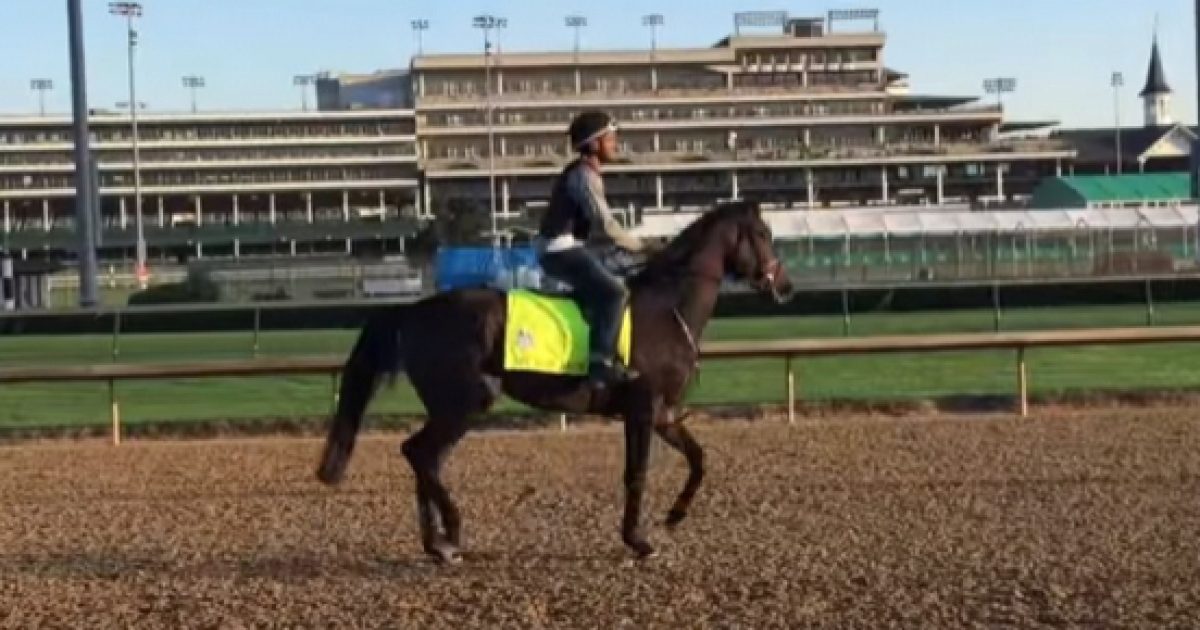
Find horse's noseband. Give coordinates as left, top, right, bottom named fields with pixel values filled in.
left=758, top=258, right=786, bottom=302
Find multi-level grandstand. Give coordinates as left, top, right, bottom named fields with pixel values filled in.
left=406, top=10, right=1072, bottom=218
left=0, top=110, right=418, bottom=263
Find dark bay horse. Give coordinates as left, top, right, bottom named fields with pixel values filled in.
left=317, top=201, right=794, bottom=561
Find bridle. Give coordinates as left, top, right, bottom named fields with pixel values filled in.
left=735, top=224, right=786, bottom=303
left=759, top=257, right=786, bottom=303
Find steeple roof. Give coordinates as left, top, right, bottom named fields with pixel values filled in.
left=1140, top=37, right=1171, bottom=97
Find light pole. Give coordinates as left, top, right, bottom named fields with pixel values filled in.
left=182, top=75, right=205, bottom=113
left=30, top=79, right=53, bottom=116
left=1111, top=71, right=1124, bottom=175
left=109, top=1, right=147, bottom=288
left=494, top=17, right=508, bottom=54
left=473, top=14, right=505, bottom=242
left=566, top=15, right=586, bottom=94
left=566, top=15, right=586, bottom=58
left=293, top=74, right=316, bottom=111
left=411, top=19, right=429, bottom=55
left=643, top=13, right=664, bottom=51
left=1192, top=0, right=1200, bottom=199
left=983, top=77, right=1017, bottom=107
left=68, top=0, right=100, bottom=307
left=643, top=14, right=664, bottom=91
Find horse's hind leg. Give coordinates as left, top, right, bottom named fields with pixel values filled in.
left=402, top=419, right=468, bottom=563
left=401, top=378, right=494, bottom=563
left=654, top=419, right=705, bottom=528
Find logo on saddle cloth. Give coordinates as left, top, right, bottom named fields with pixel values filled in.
left=504, top=290, right=632, bottom=375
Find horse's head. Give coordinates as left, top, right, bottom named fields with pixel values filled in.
left=716, top=201, right=795, bottom=303
left=642, top=201, right=794, bottom=303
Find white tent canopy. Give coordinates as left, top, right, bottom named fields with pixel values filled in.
left=633, top=205, right=1200, bottom=240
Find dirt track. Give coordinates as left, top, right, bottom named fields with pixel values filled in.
left=1, top=410, right=1198, bottom=628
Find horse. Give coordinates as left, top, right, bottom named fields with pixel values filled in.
left=316, top=201, right=794, bottom=562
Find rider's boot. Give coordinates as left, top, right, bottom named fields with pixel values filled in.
left=587, top=293, right=638, bottom=388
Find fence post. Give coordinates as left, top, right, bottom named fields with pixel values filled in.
left=111, top=309, right=122, bottom=362
left=252, top=307, right=261, bottom=358
left=109, top=378, right=121, bottom=445
left=841, top=288, right=851, bottom=337
left=559, top=414, right=568, bottom=432
left=1144, top=278, right=1155, bottom=326
left=785, top=355, right=796, bottom=425
left=330, top=370, right=340, bottom=416
left=992, top=283, right=1002, bottom=333
left=1016, top=346, right=1028, bottom=418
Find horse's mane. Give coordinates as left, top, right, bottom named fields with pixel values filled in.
left=630, top=201, right=756, bottom=288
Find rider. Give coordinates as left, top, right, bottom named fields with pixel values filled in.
left=538, top=111, right=647, bottom=387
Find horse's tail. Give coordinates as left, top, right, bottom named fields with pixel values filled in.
left=316, top=306, right=408, bottom=485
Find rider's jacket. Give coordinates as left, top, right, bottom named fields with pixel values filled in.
left=538, top=159, right=644, bottom=254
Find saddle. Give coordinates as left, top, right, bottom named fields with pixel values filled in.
left=503, top=289, right=632, bottom=375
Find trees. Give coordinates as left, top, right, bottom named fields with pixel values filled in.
left=408, top=197, right=491, bottom=265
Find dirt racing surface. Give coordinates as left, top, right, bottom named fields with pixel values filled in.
left=1, top=409, right=1198, bottom=628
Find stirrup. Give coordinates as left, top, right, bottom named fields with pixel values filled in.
left=587, top=359, right=639, bottom=387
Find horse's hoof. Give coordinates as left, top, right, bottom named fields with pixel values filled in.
left=316, top=444, right=349, bottom=486
left=623, top=537, right=657, bottom=560
left=426, top=542, right=462, bottom=565
left=315, top=461, right=344, bottom=486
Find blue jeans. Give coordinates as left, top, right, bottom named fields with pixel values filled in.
left=540, top=248, right=628, bottom=365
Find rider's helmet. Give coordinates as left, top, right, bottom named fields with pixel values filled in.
left=568, top=111, right=618, bottom=154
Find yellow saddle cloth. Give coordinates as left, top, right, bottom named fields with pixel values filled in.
left=504, top=289, right=632, bottom=375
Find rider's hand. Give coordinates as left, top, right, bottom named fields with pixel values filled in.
left=640, top=237, right=668, bottom=256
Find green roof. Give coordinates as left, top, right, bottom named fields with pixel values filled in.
left=1032, top=173, right=1191, bottom=208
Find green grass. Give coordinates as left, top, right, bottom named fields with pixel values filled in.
left=6, top=302, right=1200, bottom=429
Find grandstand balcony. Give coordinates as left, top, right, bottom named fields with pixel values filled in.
left=0, top=110, right=416, bottom=147
left=415, top=82, right=892, bottom=109
left=418, top=105, right=1003, bottom=135
left=1, top=216, right=418, bottom=251
left=422, top=140, right=1074, bottom=177
left=0, top=144, right=418, bottom=168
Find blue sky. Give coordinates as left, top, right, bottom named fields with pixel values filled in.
left=3, top=0, right=1195, bottom=127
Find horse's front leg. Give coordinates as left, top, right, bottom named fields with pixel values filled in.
left=620, top=385, right=659, bottom=559
left=654, top=414, right=705, bottom=528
